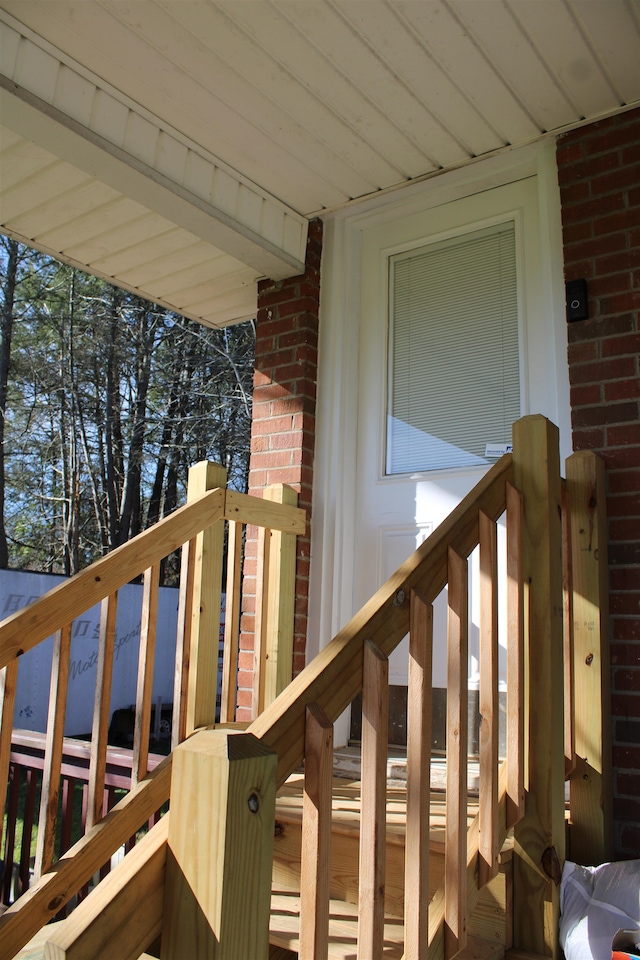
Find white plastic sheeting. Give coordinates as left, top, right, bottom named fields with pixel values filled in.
left=560, top=859, right=640, bottom=959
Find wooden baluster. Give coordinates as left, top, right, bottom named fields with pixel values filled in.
left=86, top=592, right=118, bottom=830
left=3, top=763, right=20, bottom=903
left=262, top=483, right=298, bottom=708
left=357, top=640, right=388, bottom=960
left=34, top=623, right=73, bottom=880
left=445, top=547, right=468, bottom=958
left=59, top=776, right=75, bottom=857
left=565, top=450, right=612, bottom=865
left=252, top=522, right=271, bottom=718
left=221, top=519, right=242, bottom=723
left=0, top=658, right=18, bottom=858
left=132, top=562, right=160, bottom=788
left=19, top=767, right=38, bottom=895
left=561, top=482, right=576, bottom=778
left=185, top=462, right=227, bottom=735
left=172, top=536, right=195, bottom=749
left=299, top=703, right=333, bottom=960
left=404, top=590, right=433, bottom=960
left=506, top=481, right=524, bottom=828
left=478, top=512, right=499, bottom=887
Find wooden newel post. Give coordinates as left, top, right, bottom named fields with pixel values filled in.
left=565, top=450, right=612, bottom=865
left=186, top=461, right=227, bottom=735
left=161, top=730, right=277, bottom=959
left=253, top=483, right=298, bottom=715
left=512, top=416, right=565, bottom=958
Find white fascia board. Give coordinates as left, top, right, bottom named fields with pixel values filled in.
left=0, top=12, right=307, bottom=279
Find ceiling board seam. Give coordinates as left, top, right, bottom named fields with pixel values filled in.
left=501, top=0, right=582, bottom=126
left=564, top=0, right=628, bottom=107
left=27, top=195, right=145, bottom=247
left=137, top=0, right=379, bottom=204
left=89, top=230, right=215, bottom=274
left=1, top=158, right=95, bottom=220
left=442, top=0, right=543, bottom=137
left=623, top=0, right=640, bottom=34
left=387, top=0, right=505, bottom=153
left=303, top=99, right=640, bottom=220
left=0, top=7, right=308, bottom=262
left=273, top=0, right=445, bottom=171
left=0, top=75, right=306, bottom=275
left=0, top=224, right=248, bottom=329
left=204, top=0, right=412, bottom=188
left=3, top=5, right=305, bottom=212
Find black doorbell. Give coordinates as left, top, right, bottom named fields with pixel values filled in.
left=566, top=279, right=589, bottom=322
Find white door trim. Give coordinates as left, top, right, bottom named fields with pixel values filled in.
left=309, top=140, right=569, bottom=746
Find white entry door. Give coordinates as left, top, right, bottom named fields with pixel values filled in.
left=352, top=173, right=569, bottom=696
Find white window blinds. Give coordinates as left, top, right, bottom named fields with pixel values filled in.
left=387, top=221, right=520, bottom=475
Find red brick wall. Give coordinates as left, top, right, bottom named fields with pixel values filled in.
left=236, top=219, right=322, bottom=721
left=557, top=107, right=640, bottom=858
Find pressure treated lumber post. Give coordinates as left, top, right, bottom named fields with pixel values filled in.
left=565, top=450, right=612, bottom=865
left=445, top=547, right=469, bottom=957
left=259, top=483, right=298, bottom=711
left=185, top=461, right=227, bottom=735
left=161, top=729, right=277, bottom=959
left=358, top=640, right=388, bottom=960
left=404, top=591, right=433, bottom=960
left=512, top=416, right=565, bottom=957
left=299, top=703, right=333, bottom=960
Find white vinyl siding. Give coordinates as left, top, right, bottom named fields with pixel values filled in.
left=387, top=221, right=520, bottom=475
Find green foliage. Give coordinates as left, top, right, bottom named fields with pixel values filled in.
left=0, top=237, right=254, bottom=577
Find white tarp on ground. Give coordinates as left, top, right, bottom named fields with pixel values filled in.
left=1, top=569, right=179, bottom=737
left=560, top=859, right=640, bottom=959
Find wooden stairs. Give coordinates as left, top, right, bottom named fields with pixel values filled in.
left=12, top=772, right=513, bottom=960
left=1, top=416, right=612, bottom=959
left=11, top=773, right=517, bottom=960
left=269, top=773, right=513, bottom=960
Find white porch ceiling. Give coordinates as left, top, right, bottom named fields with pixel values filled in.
left=1, top=0, right=639, bottom=327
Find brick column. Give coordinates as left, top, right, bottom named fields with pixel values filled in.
left=236, top=219, right=322, bottom=721
left=557, top=107, right=640, bottom=858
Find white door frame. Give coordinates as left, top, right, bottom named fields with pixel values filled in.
left=309, top=140, right=570, bottom=747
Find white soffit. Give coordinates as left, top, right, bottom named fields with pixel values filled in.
left=0, top=10, right=308, bottom=326
left=0, top=0, right=639, bottom=325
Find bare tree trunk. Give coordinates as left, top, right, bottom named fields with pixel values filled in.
left=0, top=239, right=18, bottom=568
left=118, top=309, right=154, bottom=544
left=61, top=270, right=81, bottom=574
left=105, top=289, right=123, bottom=548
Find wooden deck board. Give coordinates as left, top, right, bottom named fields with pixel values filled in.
left=270, top=886, right=506, bottom=960
left=277, top=774, right=479, bottom=841
left=273, top=774, right=509, bottom=952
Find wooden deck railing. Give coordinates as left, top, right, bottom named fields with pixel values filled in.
left=0, top=416, right=610, bottom=960
left=2, top=731, right=165, bottom=911
left=0, top=466, right=304, bottom=949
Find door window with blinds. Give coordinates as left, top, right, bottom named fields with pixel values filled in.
left=387, top=221, right=521, bottom=475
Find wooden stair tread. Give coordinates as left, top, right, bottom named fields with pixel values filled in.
left=270, top=885, right=505, bottom=960
left=276, top=773, right=480, bottom=848
left=270, top=883, right=404, bottom=959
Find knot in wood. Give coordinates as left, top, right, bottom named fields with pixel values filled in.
left=541, top=846, right=562, bottom=885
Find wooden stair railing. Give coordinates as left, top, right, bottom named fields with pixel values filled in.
left=0, top=467, right=304, bottom=957
left=0, top=416, right=610, bottom=960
